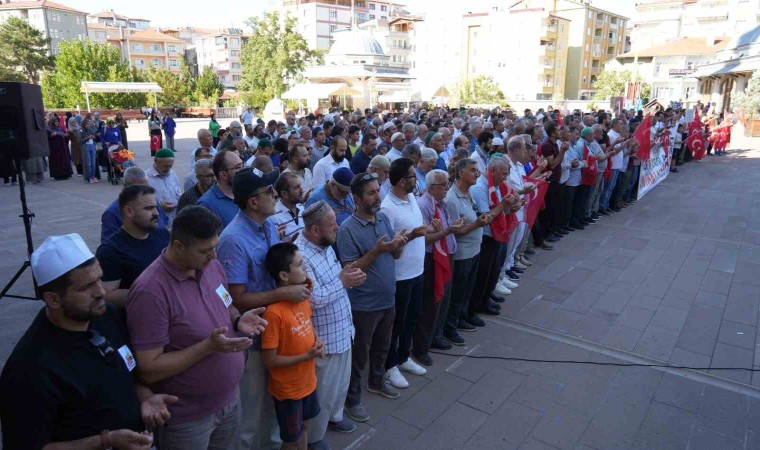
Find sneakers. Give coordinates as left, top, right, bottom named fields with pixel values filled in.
left=457, top=320, right=477, bottom=332
left=328, top=418, right=357, bottom=434
left=400, top=358, right=427, bottom=376
left=467, top=314, right=486, bottom=327
left=444, top=331, right=466, bottom=346
left=493, top=282, right=512, bottom=297
left=499, top=276, right=518, bottom=289
left=506, top=270, right=521, bottom=281
left=431, top=337, right=452, bottom=350
left=511, top=266, right=524, bottom=274
left=368, top=373, right=402, bottom=398
left=344, top=403, right=370, bottom=422
left=518, top=256, right=532, bottom=266
left=385, top=366, right=409, bottom=389
left=413, top=352, right=433, bottom=366
left=524, top=248, right=536, bottom=255
left=513, top=261, right=528, bottom=270
left=597, top=209, right=610, bottom=216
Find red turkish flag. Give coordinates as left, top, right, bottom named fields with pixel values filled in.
left=633, top=114, right=653, bottom=161
left=522, top=176, right=548, bottom=228
left=581, top=142, right=598, bottom=186
left=432, top=204, right=451, bottom=303
left=487, top=168, right=515, bottom=243
left=687, top=109, right=706, bottom=160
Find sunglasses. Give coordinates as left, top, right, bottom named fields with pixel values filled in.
left=89, top=329, right=116, bottom=365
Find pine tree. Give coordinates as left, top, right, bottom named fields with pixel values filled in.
left=0, top=17, right=53, bottom=84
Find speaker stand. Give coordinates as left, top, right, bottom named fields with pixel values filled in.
left=0, top=159, right=38, bottom=301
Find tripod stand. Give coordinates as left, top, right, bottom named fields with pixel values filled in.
left=0, top=159, right=38, bottom=300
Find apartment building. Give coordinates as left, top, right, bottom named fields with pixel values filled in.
left=631, top=0, right=760, bottom=52
left=0, top=0, right=87, bottom=55
left=191, top=28, right=248, bottom=88
left=88, top=11, right=150, bottom=30
left=122, top=28, right=184, bottom=72
left=283, top=0, right=405, bottom=51
left=460, top=7, right=570, bottom=101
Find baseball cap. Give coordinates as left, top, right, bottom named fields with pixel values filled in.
left=232, top=167, right=280, bottom=204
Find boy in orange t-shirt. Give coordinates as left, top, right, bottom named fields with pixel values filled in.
left=261, top=242, right=324, bottom=449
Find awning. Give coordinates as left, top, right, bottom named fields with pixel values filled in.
left=378, top=91, right=421, bottom=103
left=690, top=58, right=760, bottom=78
left=281, top=83, right=361, bottom=100
left=80, top=81, right=163, bottom=93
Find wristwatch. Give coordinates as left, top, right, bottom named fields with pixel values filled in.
left=100, top=429, right=112, bottom=449
left=233, top=315, right=242, bottom=332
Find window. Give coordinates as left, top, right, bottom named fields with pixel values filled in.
left=231, top=62, right=241, bottom=69
left=559, top=24, right=564, bottom=32
left=555, top=60, right=561, bottom=69
left=369, top=3, right=376, bottom=10
left=585, top=44, right=589, bottom=51
left=381, top=5, right=387, bottom=11
left=558, top=42, right=564, bottom=50
left=329, top=10, right=337, bottom=19
left=582, top=77, right=587, bottom=83
left=230, top=49, right=240, bottom=57
left=381, top=16, right=386, bottom=20
left=587, top=28, right=591, bottom=36
left=369, top=14, right=375, bottom=19
left=151, top=44, right=162, bottom=53
left=584, top=60, right=588, bottom=67
left=52, top=47, right=59, bottom=55
left=330, top=25, right=337, bottom=32
left=588, top=11, right=593, bottom=19
left=215, top=37, right=225, bottom=45
left=230, top=38, right=239, bottom=46
left=169, top=59, right=179, bottom=68
left=232, top=75, right=241, bottom=81
left=131, top=43, right=143, bottom=52
left=134, top=58, right=145, bottom=67
left=168, top=45, right=178, bottom=54
left=151, top=58, right=162, bottom=67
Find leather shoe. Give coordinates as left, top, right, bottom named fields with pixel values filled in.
left=467, top=314, right=486, bottom=327
left=431, top=338, right=452, bottom=350
left=488, top=299, right=501, bottom=310
left=511, top=267, right=524, bottom=274
left=525, top=248, right=536, bottom=255
left=413, top=352, right=433, bottom=366
left=491, top=294, right=505, bottom=303
left=597, top=209, right=610, bottom=216
left=483, top=305, right=500, bottom=315
left=556, top=229, right=570, bottom=235
left=547, top=236, right=560, bottom=243
left=538, top=243, right=554, bottom=250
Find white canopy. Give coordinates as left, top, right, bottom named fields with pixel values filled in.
left=281, top=83, right=361, bottom=100
left=80, top=81, right=163, bottom=112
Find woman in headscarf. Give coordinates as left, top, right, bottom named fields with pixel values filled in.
left=148, top=109, right=162, bottom=156
left=46, top=116, right=72, bottom=180
left=103, top=117, right=122, bottom=152
left=115, top=111, right=129, bottom=148
left=67, top=116, right=83, bottom=176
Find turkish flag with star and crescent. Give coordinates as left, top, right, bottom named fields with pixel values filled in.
left=687, top=109, right=706, bottom=160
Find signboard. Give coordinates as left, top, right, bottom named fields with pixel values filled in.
left=637, top=143, right=671, bottom=200
left=669, top=68, right=696, bottom=76
left=685, top=108, right=695, bottom=123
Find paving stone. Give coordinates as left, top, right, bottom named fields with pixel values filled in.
left=628, top=292, right=663, bottom=310
left=579, top=394, right=650, bottom=449
left=508, top=374, right=566, bottom=413
left=457, top=368, right=525, bottom=415
left=648, top=306, right=689, bottom=331
left=709, top=244, right=740, bottom=274
left=634, top=326, right=681, bottom=361
left=696, top=385, right=749, bottom=440
left=653, top=372, right=704, bottom=413
left=732, top=261, right=760, bottom=287
left=569, top=309, right=618, bottom=342
left=529, top=403, right=593, bottom=450
left=669, top=271, right=704, bottom=294
left=541, top=309, right=584, bottom=333
left=660, top=287, right=697, bottom=311
left=590, top=266, right=623, bottom=285
left=678, top=257, right=710, bottom=276
left=631, top=401, right=696, bottom=450
left=699, top=269, right=733, bottom=295
left=556, top=370, right=614, bottom=414
left=463, top=401, right=542, bottom=450
left=615, top=305, right=655, bottom=331
left=406, top=401, right=488, bottom=450
left=345, top=416, right=420, bottom=450
left=687, top=427, right=744, bottom=450
left=391, top=371, right=472, bottom=429
left=709, top=343, right=754, bottom=384
left=635, top=273, right=675, bottom=298
left=716, top=320, right=757, bottom=350
left=600, top=325, right=643, bottom=352
left=722, top=297, right=759, bottom=327
left=675, top=304, right=723, bottom=356
left=518, top=436, right=561, bottom=450
left=693, top=290, right=728, bottom=308
left=615, top=262, right=651, bottom=285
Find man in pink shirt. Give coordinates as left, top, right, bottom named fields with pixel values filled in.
left=127, top=206, right=268, bottom=449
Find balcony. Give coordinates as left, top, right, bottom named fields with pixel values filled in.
left=541, top=26, right=558, bottom=40
left=591, top=66, right=600, bottom=74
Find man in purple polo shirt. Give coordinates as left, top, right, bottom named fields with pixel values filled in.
left=127, top=206, right=268, bottom=449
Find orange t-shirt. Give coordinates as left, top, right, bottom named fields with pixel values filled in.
left=261, top=299, right=317, bottom=401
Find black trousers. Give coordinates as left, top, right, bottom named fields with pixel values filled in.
left=468, top=236, right=506, bottom=314
left=572, top=185, right=591, bottom=226
left=415, top=253, right=445, bottom=357
left=561, top=184, right=576, bottom=228
left=385, top=275, right=424, bottom=370
left=539, top=180, right=562, bottom=238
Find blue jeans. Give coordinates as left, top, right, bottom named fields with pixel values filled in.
left=626, top=165, right=640, bottom=203
left=85, top=143, right=96, bottom=180
left=600, top=169, right=619, bottom=209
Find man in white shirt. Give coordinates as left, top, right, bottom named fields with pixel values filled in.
left=384, top=132, right=406, bottom=162
left=503, top=137, right=536, bottom=281
left=272, top=172, right=305, bottom=240
left=146, top=148, right=182, bottom=226
left=241, top=107, right=254, bottom=126
left=380, top=157, right=430, bottom=390
left=312, top=136, right=350, bottom=186
left=190, top=128, right=217, bottom=170
left=599, top=119, right=627, bottom=212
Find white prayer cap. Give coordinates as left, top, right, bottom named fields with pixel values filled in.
left=391, top=132, right=404, bottom=143
left=492, top=137, right=504, bottom=146
left=31, top=233, right=94, bottom=286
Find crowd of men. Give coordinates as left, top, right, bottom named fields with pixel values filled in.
left=0, top=103, right=699, bottom=450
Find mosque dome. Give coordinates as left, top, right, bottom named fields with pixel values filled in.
left=328, top=29, right=385, bottom=57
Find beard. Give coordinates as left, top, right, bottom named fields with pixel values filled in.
left=61, top=297, right=105, bottom=322
left=318, top=235, right=335, bottom=247
left=332, top=152, right=345, bottom=163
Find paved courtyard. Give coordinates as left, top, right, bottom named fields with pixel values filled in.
left=1, top=120, right=760, bottom=449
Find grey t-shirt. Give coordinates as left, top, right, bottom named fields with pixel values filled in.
left=337, top=212, right=397, bottom=312
left=444, top=185, right=483, bottom=260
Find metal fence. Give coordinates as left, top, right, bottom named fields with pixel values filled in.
left=214, top=107, right=240, bottom=119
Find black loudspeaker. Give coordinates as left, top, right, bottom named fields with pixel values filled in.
left=0, top=82, right=48, bottom=160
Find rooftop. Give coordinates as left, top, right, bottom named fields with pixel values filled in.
left=127, top=28, right=183, bottom=43
left=617, top=36, right=730, bottom=58
left=0, top=0, right=86, bottom=14
left=89, top=11, right=149, bottom=22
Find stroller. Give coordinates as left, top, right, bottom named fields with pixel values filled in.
left=106, top=145, right=136, bottom=185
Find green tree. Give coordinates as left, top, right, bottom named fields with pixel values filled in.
left=146, top=67, right=189, bottom=106
left=733, top=69, right=760, bottom=118
left=194, top=65, right=224, bottom=107
left=239, top=11, right=322, bottom=108
left=592, top=70, right=651, bottom=101
left=40, top=40, right=146, bottom=108
left=0, top=17, right=53, bottom=83
left=453, top=75, right=506, bottom=106
left=178, top=55, right=197, bottom=102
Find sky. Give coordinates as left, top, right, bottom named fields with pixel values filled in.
left=63, top=0, right=636, bottom=29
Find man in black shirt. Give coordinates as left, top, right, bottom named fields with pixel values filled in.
left=0, top=233, right=176, bottom=450
left=97, top=184, right=170, bottom=307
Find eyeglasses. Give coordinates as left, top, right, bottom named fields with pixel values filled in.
left=89, top=329, right=116, bottom=365
left=251, top=185, right=275, bottom=198
left=197, top=173, right=216, bottom=180
left=402, top=174, right=417, bottom=180
left=222, top=163, right=243, bottom=172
